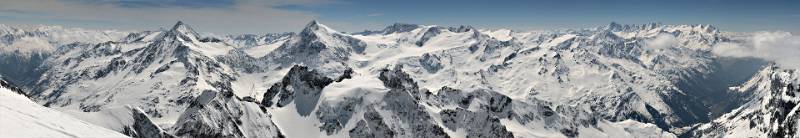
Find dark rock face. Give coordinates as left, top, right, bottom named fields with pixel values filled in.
left=261, top=65, right=335, bottom=116
left=440, top=108, right=514, bottom=138
left=378, top=66, right=420, bottom=92
left=427, top=87, right=516, bottom=138
left=0, top=77, right=26, bottom=96
left=317, top=97, right=362, bottom=135
left=125, top=108, right=174, bottom=138
left=348, top=108, right=395, bottom=138
left=173, top=82, right=283, bottom=138
left=382, top=23, right=422, bottom=34
left=433, top=87, right=606, bottom=138
left=378, top=85, right=449, bottom=138
left=416, top=27, right=442, bottom=46
left=419, top=53, right=443, bottom=73
left=370, top=66, right=449, bottom=138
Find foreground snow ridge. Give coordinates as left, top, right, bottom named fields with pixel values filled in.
left=0, top=79, right=128, bottom=138
left=0, top=20, right=797, bottom=138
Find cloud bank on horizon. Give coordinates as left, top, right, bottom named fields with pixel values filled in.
left=713, top=32, right=800, bottom=69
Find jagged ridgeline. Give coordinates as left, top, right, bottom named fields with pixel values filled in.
left=0, top=21, right=796, bottom=138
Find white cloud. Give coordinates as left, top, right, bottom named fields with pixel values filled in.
left=645, top=34, right=678, bottom=50
left=712, top=31, right=800, bottom=69
left=0, top=0, right=334, bottom=34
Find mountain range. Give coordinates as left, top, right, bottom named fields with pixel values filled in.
left=0, top=21, right=797, bottom=138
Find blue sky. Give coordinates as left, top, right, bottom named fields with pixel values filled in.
left=1, top=0, right=797, bottom=34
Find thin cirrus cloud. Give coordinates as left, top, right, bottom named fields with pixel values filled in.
left=0, top=0, right=335, bottom=34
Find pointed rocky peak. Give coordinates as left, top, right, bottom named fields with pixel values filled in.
left=128, top=21, right=208, bottom=73
left=301, top=20, right=337, bottom=35
left=171, top=21, right=189, bottom=31
left=307, top=20, right=320, bottom=26
left=606, top=22, right=624, bottom=31
left=295, top=20, right=368, bottom=52
left=164, top=21, right=200, bottom=41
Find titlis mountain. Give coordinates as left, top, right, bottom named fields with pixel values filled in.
left=0, top=21, right=797, bottom=138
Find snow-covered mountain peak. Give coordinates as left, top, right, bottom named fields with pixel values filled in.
left=606, top=22, right=623, bottom=30
left=381, top=23, right=422, bottom=34
left=302, top=20, right=337, bottom=35
left=170, top=21, right=190, bottom=32
left=163, top=21, right=201, bottom=42
left=287, top=20, right=366, bottom=55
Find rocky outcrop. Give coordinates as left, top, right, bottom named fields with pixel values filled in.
left=0, top=77, right=25, bottom=96
left=125, top=108, right=174, bottom=138
left=173, top=82, right=283, bottom=138
left=261, top=65, right=336, bottom=116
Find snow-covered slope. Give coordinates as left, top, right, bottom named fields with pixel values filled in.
left=59, top=106, right=174, bottom=138
left=0, top=78, right=128, bottom=138
left=226, top=21, right=737, bottom=132
left=257, top=65, right=676, bottom=138
left=32, top=21, right=239, bottom=128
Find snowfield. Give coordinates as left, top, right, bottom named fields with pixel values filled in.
left=0, top=79, right=128, bottom=138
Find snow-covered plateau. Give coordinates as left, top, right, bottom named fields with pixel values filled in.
left=0, top=21, right=797, bottom=138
